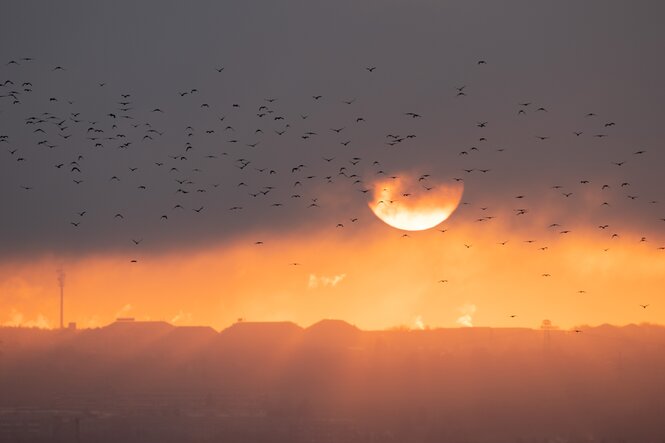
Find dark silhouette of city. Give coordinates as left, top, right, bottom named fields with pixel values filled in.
left=1, top=319, right=664, bottom=442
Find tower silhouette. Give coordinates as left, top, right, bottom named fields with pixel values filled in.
left=57, top=269, right=65, bottom=329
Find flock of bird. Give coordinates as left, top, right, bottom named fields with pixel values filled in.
left=1, top=57, right=660, bottom=317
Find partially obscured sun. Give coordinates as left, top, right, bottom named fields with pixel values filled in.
left=369, top=176, right=463, bottom=231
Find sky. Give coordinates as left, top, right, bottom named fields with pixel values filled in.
left=1, top=0, right=664, bottom=330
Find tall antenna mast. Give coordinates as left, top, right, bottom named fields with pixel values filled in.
left=57, top=269, right=65, bottom=329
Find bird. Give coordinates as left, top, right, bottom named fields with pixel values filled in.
left=0, top=46, right=660, bottom=335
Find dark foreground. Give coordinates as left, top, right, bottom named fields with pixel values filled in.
left=1, top=320, right=664, bottom=442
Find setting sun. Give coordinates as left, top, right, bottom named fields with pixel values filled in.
left=369, top=175, right=464, bottom=231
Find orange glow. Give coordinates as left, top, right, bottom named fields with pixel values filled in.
left=369, top=176, right=463, bottom=231
left=1, top=214, right=663, bottom=331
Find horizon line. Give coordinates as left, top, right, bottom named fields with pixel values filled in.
left=1, top=317, right=662, bottom=333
